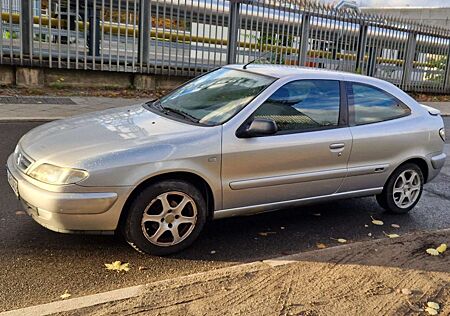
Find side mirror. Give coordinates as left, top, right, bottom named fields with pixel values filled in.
left=236, top=118, right=278, bottom=138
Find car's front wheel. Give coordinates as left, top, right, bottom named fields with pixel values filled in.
left=123, top=179, right=207, bottom=255
left=376, top=163, right=424, bottom=214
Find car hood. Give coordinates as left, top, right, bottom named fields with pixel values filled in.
left=19, top=105, right=212, bottom=168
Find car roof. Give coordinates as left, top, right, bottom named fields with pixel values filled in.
left=224, top=64, right=421, bottom=110
left=225, top=64, right=389, bottom=86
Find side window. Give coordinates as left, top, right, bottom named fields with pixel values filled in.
left=253, top=80, right=341, bottom=133
left=350, top=83, right=411, bottom=125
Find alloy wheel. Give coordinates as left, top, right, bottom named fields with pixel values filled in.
left=392, top=169, right=421, bottom=209
left=141, top=191, right=197, bottom=247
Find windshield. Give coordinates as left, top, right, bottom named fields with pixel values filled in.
left=154, top=68, right=275, bottom=125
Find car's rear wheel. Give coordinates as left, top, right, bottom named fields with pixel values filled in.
left=376, top=163, right=424, bottom=214
left=123, top=180, right=207, bottom=255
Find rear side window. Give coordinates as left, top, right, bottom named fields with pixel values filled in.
left=253, top=80, right=341, bottom=133
left=349, top=83, right=410, bottom=125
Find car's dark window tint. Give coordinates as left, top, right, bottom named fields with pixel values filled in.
left=350, top=83, right=411, bottom=125
left=253, top=80, right=340, bottom=132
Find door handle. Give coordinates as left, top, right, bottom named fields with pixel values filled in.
left=329, top=143, right=345, bottom=150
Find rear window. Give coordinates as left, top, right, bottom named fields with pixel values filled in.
left=349, top=83, right=411, bottom=125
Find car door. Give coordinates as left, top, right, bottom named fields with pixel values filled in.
left=338, top=81, right=413, bottom=193
left=220, top=79, right=353, bottom=212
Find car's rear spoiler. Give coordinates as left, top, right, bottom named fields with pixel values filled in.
left=420, top=104, right=441, bottom=116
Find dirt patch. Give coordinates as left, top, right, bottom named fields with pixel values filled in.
left=0, top=87, right=168, bottom=99
left=59, top=229, right=449, bottom=316
left=410, top=93, right=450, bottom=102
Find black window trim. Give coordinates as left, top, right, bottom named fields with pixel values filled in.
left=346, top=81, right=411, bottom=127
left=236, top=79, right=348, bottom=138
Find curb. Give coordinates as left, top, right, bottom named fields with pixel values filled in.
left=2, top=228, right=449, bottom=316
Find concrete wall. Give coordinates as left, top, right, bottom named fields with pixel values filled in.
left=361, top=7, right=450, bottom=29
left=0, top=65, right=191, bottom=91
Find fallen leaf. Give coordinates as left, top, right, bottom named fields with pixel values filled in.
left=401, top=288, right=412, bottom=295
left=436, top=243, right=447, bottom=254
left=105, top=261, right=130, bottom=272
left=425, top=307, right=438, bottom=315
left=391, top=224, right=400, bottom=228
left=138, top=266, right=148, bottom=271
left=427, top=302, right=440, bottom=310
left=383, top=232, right=400, bottom=238
left=371, top=216, right=384, bottom=226
left=258, top=232, right=276, bottom=237
left=60, top=290, right=71, bottom=300
left=426, top=248, right=440, bottom=256
left=316, top=243, right=327, bottom=249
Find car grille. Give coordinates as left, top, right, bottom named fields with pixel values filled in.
left=14, top=147, right=34, bottom=173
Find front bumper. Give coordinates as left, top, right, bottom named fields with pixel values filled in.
left=6, top=154, right=132, bottom=233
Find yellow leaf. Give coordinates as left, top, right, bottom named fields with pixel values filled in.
left=391, top=224, right=400, bottom=228
left=105, top=261, right=130, bottom=272
left=425, top=307, right=438, bottom=315
left=371, top=216, right=384, bottom=226
left=330, top=237, right=347, bottom=243
left=316, top=243, right=327, bottom=249
left=436, top=243, right=447, bottom=254
left=426, top=248, right=440, bottom=256
left=383, top=232, right=400, bottom=238
left=427, top=302, right=440, bottom=310
left=258, top=232, right=276, bottom=237
left=60, top=290, right=71, bottom=300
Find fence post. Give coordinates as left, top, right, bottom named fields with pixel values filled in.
left=21, top=0, right=33, bottom=58
left=297, top=13, right=310, bottom=66
left=444, top=48, right=450, bottom=93
left=88, top=3, right=100, bottom=57
left=226, top=0, right=240, bottom=64
left=401, top=32, right=417, bottom=90
left=138, top=0, right=151, bottom=68
left=355, top=24, right=368, bottom=73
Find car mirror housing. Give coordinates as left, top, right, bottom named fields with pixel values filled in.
left=236, top=118, right=278, bottom=138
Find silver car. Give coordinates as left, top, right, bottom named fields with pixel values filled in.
left=7, top=65, right=446, bottom=255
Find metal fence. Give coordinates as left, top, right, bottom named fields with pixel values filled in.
left=2, top=0, right=450, bottom=93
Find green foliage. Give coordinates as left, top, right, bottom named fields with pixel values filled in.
left=424, top=55, right=447, bottom=82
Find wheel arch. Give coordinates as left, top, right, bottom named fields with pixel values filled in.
left=392, top=157, right=429, bottom=183
left=117, top=171, right=216, bottom=231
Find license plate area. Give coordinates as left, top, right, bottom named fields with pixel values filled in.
left=7, top=169, right=19, bottom=198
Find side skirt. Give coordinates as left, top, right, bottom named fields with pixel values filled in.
left=213, top=187, right=383, bottom=220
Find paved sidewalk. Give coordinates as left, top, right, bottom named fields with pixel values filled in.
left=422, top=102, right=450, bottom=116
left=0, top=96, right=448, bottom=120
left=0, top=96, right=150, bottom=120
left=3, top=229, right=448, bottom=316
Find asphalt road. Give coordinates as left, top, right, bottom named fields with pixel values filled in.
left=1, top=118, right=449, bottom=312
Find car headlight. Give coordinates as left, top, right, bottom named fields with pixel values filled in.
left=28, top=163, right=89, bottom=185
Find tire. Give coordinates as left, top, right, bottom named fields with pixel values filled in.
left=122, top=180, right=207, bottom=255
left=376, top=163, right=424, bottom=214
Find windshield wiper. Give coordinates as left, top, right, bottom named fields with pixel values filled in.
left=145, top=99, right=164, bottom=111
left=145, top=100, right=200, bottom=123
left=163, top=107, right=200, bottom=123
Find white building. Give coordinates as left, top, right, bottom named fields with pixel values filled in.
left=1, top=0, right=41, bottom=15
